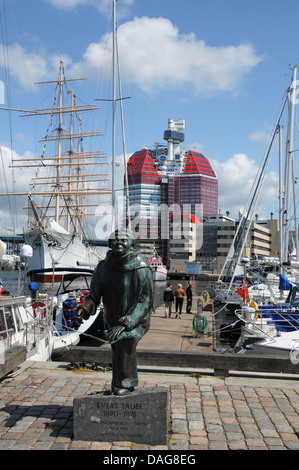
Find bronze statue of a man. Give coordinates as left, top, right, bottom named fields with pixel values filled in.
left=76, top=229, right=154, bottom=395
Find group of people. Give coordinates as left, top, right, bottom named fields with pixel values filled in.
left=163, top=281, right=193, bottom=318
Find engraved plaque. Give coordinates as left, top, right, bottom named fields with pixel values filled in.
left=73, top=387, right=169, bottom=445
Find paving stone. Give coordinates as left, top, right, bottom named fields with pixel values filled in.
left=228, top=440, right=247, bottom=450
left=206, top=424, right=224, bottom=433
left=188, top=420, right=204, bottom=430
left=0, top=440, right=16, bottom=449
left=169, top=439, right=189, bottom=450
left=50, top=442, right=69, bottom=450
left=209, top=440, right=228, bottom=450
left=260, top=428, right=280, bottom=438
left=284, top=441, right=299, bottom=450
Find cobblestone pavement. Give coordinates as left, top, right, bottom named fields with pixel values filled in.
left=1, top=361, right=299, bottom=450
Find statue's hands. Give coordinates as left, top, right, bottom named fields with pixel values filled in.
left=75, top=298, right=94, bottom=328
left=75, top=305, right=90, bottom=326
left=118, top=315, right=134, bottom=331
left=105, top=325, right=125, bottom=342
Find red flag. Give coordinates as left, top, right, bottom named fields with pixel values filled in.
left=235, top=282, right=248, bottom=300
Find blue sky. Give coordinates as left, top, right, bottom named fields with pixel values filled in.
left=0, top=0, right=299, bottom=234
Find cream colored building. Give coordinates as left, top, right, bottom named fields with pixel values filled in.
left=204, top=213, right=279, bottom=274
left=169, top=215, right=198, bottom=273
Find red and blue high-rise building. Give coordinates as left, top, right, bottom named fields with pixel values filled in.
left=125, top=119, right=218, bottom=268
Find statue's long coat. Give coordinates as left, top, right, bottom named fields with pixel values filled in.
left=85, top=247, right=154, bottom=390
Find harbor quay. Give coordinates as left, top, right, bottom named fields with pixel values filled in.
left=1, top=360, right=299, bottom=451
left=1, top=302, right=299, bottom=451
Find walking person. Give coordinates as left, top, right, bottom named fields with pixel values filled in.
left=163, top=283, right=174, bottom=318
left=175, top=283, right=185, bottom=318
left=186, top=281, right=193, bottom=313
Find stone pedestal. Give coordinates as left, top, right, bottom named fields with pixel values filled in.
left=73, top=387, right=169, bottom=446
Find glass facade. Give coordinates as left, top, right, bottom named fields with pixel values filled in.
left=167, top=175, right=218, bottom=219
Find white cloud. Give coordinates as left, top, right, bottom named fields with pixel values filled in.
left=45, top=0, right=134, bottom=16
left=72, top=16, right=264, bottom=96
left=0, top=146, right=34, bottom=192
left=47, top=0, right=86, bottom=8
left=0, top=145, right=36, bottom=233
left=0, top=43, right=55, bottom=90
left=249, top=123, right=272, bottom=144
left=213, top=153, right=279, bottom=219
left=0, top=16, right=264, bottom=97
left=0, top=44, right=73, bottom=90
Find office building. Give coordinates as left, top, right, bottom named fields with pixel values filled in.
left=125, top=119, right=218, bottom=268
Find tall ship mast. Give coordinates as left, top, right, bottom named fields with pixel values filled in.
left=3, top=53, right=111, bottom=284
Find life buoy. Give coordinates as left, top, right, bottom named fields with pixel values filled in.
left=200, top=290, right=210, bottom=303
left=32, top=301, right=47, bottom=318
left=249, top=301, right=259, bottom=319
left=193, top=313, right=208, bottom=334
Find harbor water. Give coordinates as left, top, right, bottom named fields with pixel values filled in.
left=0, top=270, right=22, bottom=295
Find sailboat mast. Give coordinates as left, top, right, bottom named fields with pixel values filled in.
left=55, top=53, right=64, bottom=223
left=77, top=115, right=85, bottom=241
left=66, top=87, right=74, bottom=233
left=278, top=124, right=283, bottom=270
left=111, top=0, right=117, bottom=232
left=115, top=22, right=131, bottom=228
left=282, top=65, right=298, bottom=263
left=291, top=66, right=298, bottom=261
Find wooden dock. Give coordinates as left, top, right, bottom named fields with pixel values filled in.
left=0, top=346, right=26, bottom=379
left=68, top=346, right=299, bottom=377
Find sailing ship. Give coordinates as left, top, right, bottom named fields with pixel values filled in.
left=3, top=54, right=110, bottom=286
left=0, top=54, right=112, bottom=345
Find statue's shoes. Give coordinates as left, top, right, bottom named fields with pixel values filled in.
left=113, top=387, right=134, bottom=396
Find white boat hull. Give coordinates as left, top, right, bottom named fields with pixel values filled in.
left=27, top=327, right=54, bottom=361
left=152, top=266, right=167, bottom=281
left=252, top=330, right=299, bottom=357
left=52, top=331, right=80, bottom=355
left=24, top=227, right=100, bottom=283
left=0, top=295, right=87, bottom=366
left=0, top=296, right=54, bottom=362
